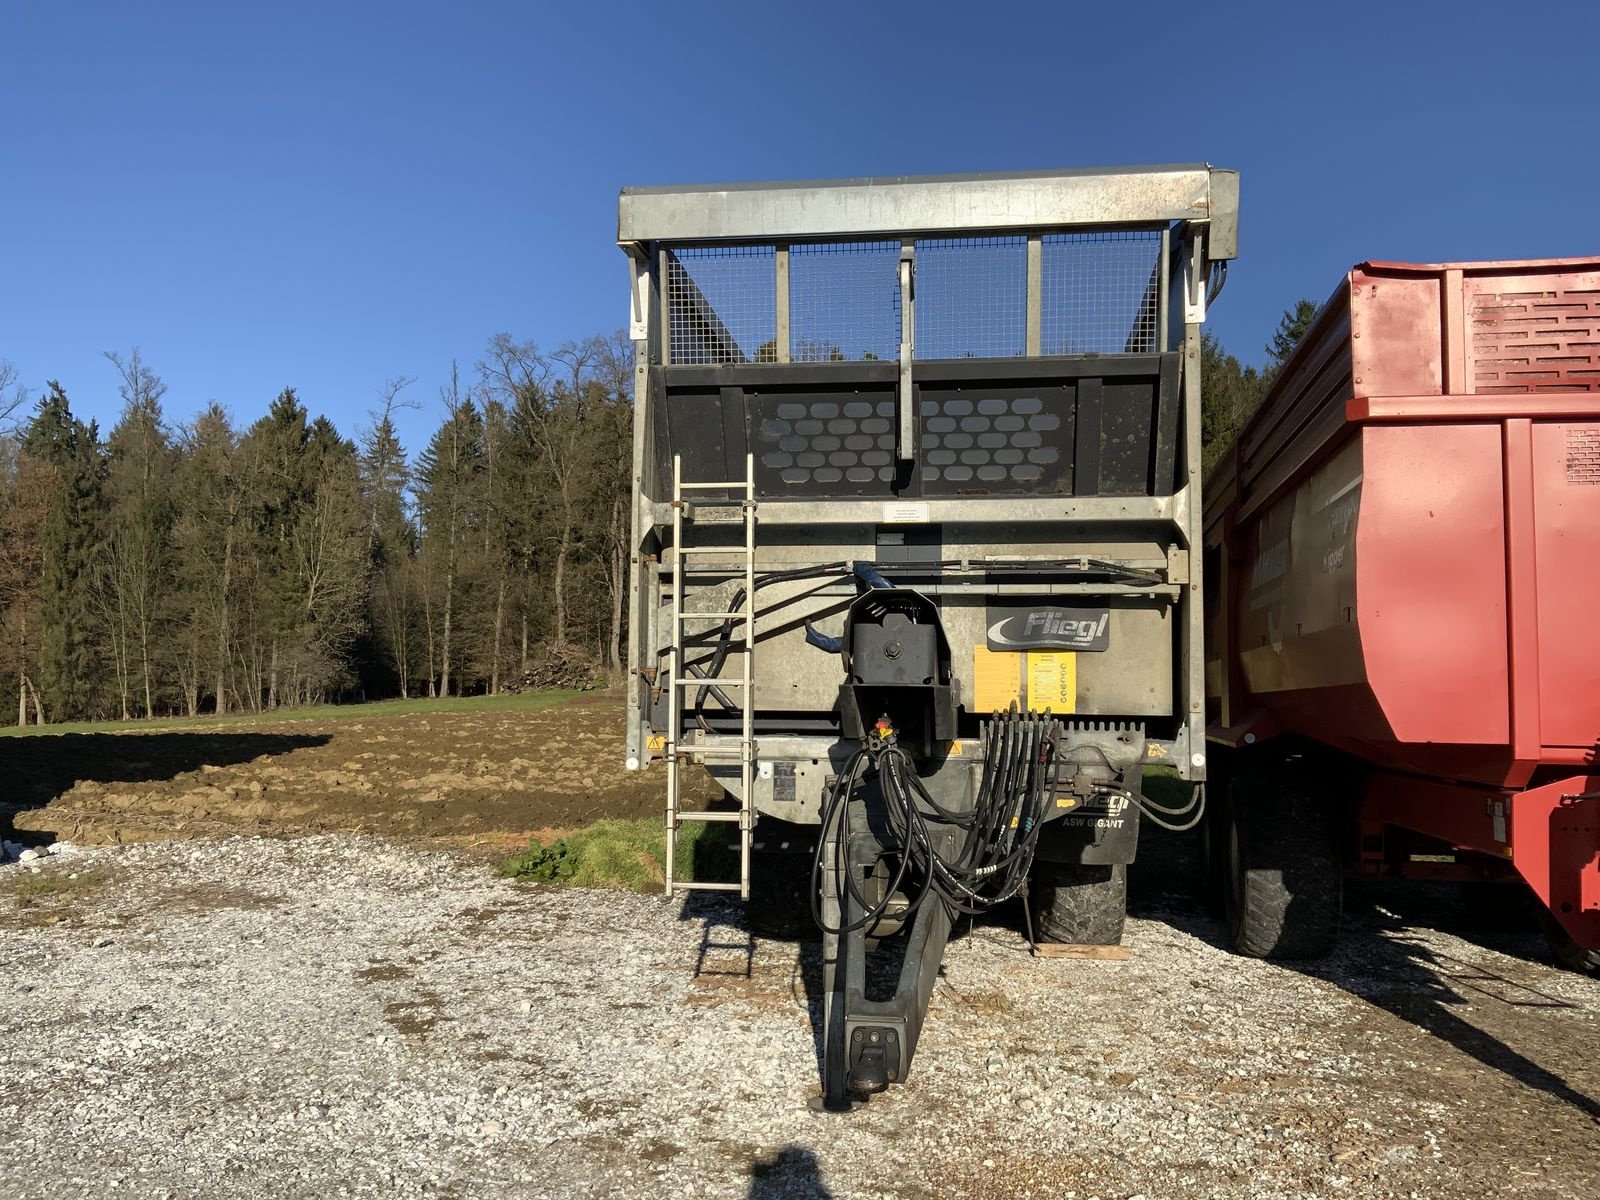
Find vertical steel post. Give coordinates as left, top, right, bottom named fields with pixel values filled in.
left=625, top=252, right=654, bottom=773
left=1025, top=235, right=1043, bottom=357
left=741, top=451, right=756, bottom=900
left=1179, top=234, right=1207, bottom=782
left=775, top=246, right=791, bottom=364
left=897, top=243, right=916, bottom=464
left=666, top=454, right=684, bottom=894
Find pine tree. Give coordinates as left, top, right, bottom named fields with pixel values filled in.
left=360, top=412, right=419, bottom=697
left=23, top=383, right=108, bottom=720
left=172, top=405, right=242, bottom=715
left=1266, top=299, right=1319, bottom=373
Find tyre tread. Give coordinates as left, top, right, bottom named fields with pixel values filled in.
left=1034, top=862, right=1127, bottom=946
left=1226, top=768, right=1341, bottom=960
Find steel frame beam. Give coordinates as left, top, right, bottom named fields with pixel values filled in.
left=619, top=165, right=1239, bottom=253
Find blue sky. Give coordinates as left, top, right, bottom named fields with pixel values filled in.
left=3, top=0, right=1595, bottom=455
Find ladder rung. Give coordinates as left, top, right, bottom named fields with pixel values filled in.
left=677, top=611, right=748, bottom=621
left=679, top=481, right=751, bottom=491
left=671, top=747, right=749, bottom=759
left=675, top=546, right=750, bottom=556
left=674, top=677, right=749, bottom=687
left=671, top=881, right=744, bottom=893
left=675, top=810, right=746, bottom=823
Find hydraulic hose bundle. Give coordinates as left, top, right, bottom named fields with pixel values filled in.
left=811, top=707, right=1063, bottom=935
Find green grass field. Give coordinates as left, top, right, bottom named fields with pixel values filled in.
left=0, top=689, right=584, bottom=738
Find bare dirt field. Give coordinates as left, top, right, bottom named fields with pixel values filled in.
left=1, top=692, right=714, bottom=852
left=1, top=694, right=1597, bottom=1199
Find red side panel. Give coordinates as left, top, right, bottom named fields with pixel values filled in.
left=1357, top=423, right=1509, bottom=747
left=1349, top=269, right=1444, bottom=398
left=1532, top=421, right=1600, bottom=751
left=1510, top=776, right=1600, bottom=951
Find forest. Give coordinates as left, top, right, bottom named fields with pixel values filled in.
left=0, top=305, right=1307, bottom=726
left=0, top=335, right=634, bottom=724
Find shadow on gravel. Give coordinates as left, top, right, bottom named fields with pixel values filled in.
left=1131, top=822, right=1600, bottom=1122
left=689, top=904, right=756, bottom=979
left=1318, top=905, right=1600, bottom=1120
left=672, top=814, right=1600, bottom=1123
left=747, top=1145, right=834, bottom=1198
left=0, top=731, right=331, bottom=842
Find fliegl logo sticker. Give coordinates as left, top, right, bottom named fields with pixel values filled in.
left=985, top=606, right=1111, bottom=652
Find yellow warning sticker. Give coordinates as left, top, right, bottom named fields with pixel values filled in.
left=645, top=734, right=665, bottom=752
left=972, top=646, right=1024, bottom=711
left=1025, top=652, right=1077, bottom=713
left=972, top=647, right=1078, bottom=714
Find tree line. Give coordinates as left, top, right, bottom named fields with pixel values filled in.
left=0, top=302, right=1309, bottom=727
left=1200, top=299, right=1318, bottom=472
left=0, top=334, right=633, bottom=724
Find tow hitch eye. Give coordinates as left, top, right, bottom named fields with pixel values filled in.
left=848, top=1026, right=899, bottom=1093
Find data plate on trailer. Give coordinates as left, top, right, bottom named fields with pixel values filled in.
left=772, top=762, right=796, bottom=802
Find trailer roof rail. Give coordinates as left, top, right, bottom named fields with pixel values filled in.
left=619, top=164, right=1238, bottom=259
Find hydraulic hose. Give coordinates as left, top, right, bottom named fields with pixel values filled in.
left=811, top=708, right=1064, bottom=934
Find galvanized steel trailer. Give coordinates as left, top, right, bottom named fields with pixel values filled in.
left=619, top=166, right=1239, bottom=1105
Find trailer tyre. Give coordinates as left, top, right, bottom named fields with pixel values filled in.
left=1224, top=768, right=1341, bottom=959
left=1032, top=862, right=1127, bottom=946
left=1542, top=914, right=1600, bottom=974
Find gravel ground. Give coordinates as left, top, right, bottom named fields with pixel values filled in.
left=2, top=835, right=1598, bottom=1200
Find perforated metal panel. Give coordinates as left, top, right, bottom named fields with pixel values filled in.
left=677, top=354, right=1178, bottom=501
left=755, top=396, right=901, bottom=493
left=918, top=390, right=1070, bottom=493
left=1468, top=275, right=1600, bottom=393
left=1568, top=428, right=1600, bottom=484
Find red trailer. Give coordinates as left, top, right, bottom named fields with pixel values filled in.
left=1203, top=258, right=1600, bottom=968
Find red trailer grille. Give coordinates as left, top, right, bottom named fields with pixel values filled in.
left=1468, top=277, right=1600, bottom=393
left=1569, top=427, right=1600, bottom=485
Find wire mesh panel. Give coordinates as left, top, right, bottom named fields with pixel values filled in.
left=1040, top=231, right=1163, bottom=355
left=790, top=242, right=902, bottom=362
left=914, top=237, right=1028, bottom=359
left=666, top=246, right=776, bottom=364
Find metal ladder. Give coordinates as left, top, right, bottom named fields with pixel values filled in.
left=665, top=452, right=756, bottom=900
